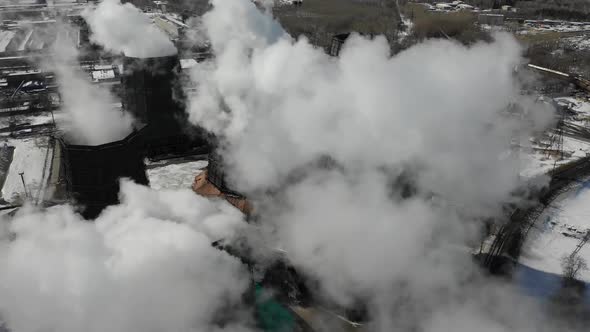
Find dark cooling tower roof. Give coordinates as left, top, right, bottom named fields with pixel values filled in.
left=60, top=128, right=149, bottom=219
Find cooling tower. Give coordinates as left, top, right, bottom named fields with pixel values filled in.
left=121, top=55, right=208, bottom=159
left=60, top=129, right=149, bottom=219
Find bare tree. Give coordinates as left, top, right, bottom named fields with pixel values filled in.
left=561, top=253, right=588, bottom=282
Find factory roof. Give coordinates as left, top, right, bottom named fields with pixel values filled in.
left=180, top=58, right=197, bottom=69
left=0, top=31, right=15, bottom=53
left=193, top=170, right=252, bottom=215
left=162, top=14, right=188, bottom=28
left=93, top=64, right=114, bottom=70
left=16, top=20, right=56, bottom=25
left=91, top=69, right=115, bottom=81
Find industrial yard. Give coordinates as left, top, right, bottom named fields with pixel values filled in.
left=0, top=0, right=589, bottom=331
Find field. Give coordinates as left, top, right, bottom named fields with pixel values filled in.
left=274, top=0, right=401, bottom=48
left=516, top=0, right=590, bottom=21
left=401, top=3, right=486, bottom=44
left=410, top=0, right=590, bottom=20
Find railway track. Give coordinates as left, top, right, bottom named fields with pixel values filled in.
left=0, top=122, right=54, bottom=133
left=485, top=155, right=590, bottom=269
left=0, top=123, right=55, bottom=138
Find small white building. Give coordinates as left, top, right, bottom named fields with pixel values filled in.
left=153, top=1, right=168, bottom=13
left=435, top=3, right=453, bottom=10
left=456, top=3, right=474, bottom=10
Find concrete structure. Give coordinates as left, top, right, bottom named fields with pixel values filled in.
left=153, top=0, right=167, bottom=12
left=193, top=170, right=252, bottom=215
left=192, top=153, right=251, bottom=215
left=328, top=33, right=350, bottom=57
left=153, top=16, right=179, bottom=39
left=60, top=129, right=149, bottom=219
left=121, top=55, right=208, bottom=159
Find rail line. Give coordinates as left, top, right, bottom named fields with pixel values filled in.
left=485, top=155, right=590, bottom=269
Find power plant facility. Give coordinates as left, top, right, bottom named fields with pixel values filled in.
left=47, top=50, right=211, bottom=218
left=0, top=7, right=212, bottom=219
left=2, top=1, right=590, bottom=332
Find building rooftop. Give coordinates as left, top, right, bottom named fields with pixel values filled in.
left=91, top=69, right=115, bottom=82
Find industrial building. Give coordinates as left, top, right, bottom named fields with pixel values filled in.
left=52, top=51, right=211, bottom=218
left=193, top=152, right=251, bottom=215
left=328, top=33, right=351, bottom=57
left=0, top=3, right=364, bottom=331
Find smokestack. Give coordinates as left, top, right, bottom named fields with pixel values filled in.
left=60, top=128, right=149, bottom=219
left=121, top=55, right=208, bottom=158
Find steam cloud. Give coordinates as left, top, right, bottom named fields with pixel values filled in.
left=51, top=25, right=134, bottom=145
left=0, top=1, right=578, bottom=331
left=0, top=181, right=252, bottom=332
left=83, top=0, right=177, bottom=58
left=185, top=0, right=566, bottom=330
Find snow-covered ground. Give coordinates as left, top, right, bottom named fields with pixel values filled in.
left=555, top=96, right=590, bottom=116
left=476, top=95, right=590, bottom=292
left=147, top=160, right=207, bottom=191
left=397, top=15, right=414, bottom=42
left=0, top=136, right=52, bottom=204
left=517, top=95, right=590, bottom=289
left=560, top=35, right=590, bottom=51
left=520, top=96, right=590, bottom=178
left=0, top=112, right=56, bottom=128
left=520, top=135, right=590, bottom=178
left=519, top=185, right=590, bottom=283
left=522, top=21, right=590, bottom=34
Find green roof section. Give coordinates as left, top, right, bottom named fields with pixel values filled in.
left=254, top=284, right=297, bottom=332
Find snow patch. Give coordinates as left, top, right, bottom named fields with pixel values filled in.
left=147, top=160, right=208, bottom=191
left=520, top=186, right=590, bottom=282
left=1, top=137, right=51, bottom=204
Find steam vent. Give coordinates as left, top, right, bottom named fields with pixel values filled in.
left=60, top=129, right=149, bottom=219
left=121, top=55, right=209, bottom=159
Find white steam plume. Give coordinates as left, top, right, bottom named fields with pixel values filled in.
left=51, top=25, right=134, bottom=145
left=186, top=0, right=565, bottom=330
left=189, top=2, right=553, bottom=207
left=0, top=180, right=252, bottom=332
left=83, top=0, right=177, bottom=58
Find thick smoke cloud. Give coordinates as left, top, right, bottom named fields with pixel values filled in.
left=0, top=181, right=252, bottom=332
left=188, top=0, right=553, bottom=208
left=50, top=25, right=134, bottom=145
left=186, top=0, right=563, bottom=330
left=83, top=0, right=177, bottom=58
